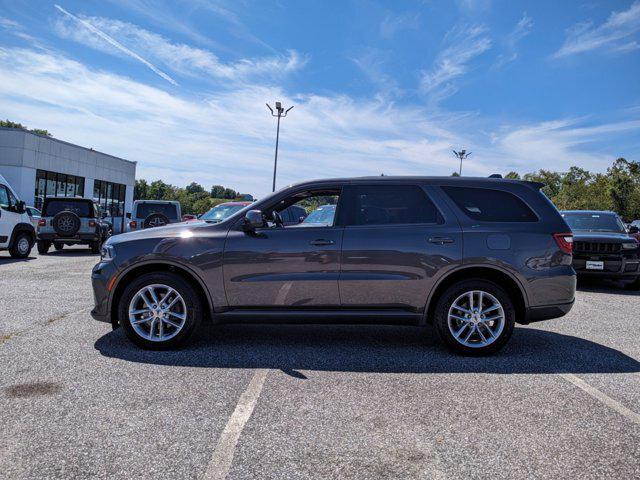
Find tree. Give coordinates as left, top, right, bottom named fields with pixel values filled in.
left=1, top=119, right=52, bottom=136
left=148, top=180, right=172, bottom=200
left=186, top=182, right=205, bottom=195
left=134, top=179, right=149, bottom=200
left=211, top=185, right=225, bottom=198
left=505, top=171, right=520, bottom=179
left=223, top=188, right=237, bottom=199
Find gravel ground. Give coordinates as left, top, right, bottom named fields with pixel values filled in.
left=0, top=246, right=638, bottom=479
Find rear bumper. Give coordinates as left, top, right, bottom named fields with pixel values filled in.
left=38, top=233, right=99, bottom=243
left=523, top=299, right=575, bottom=324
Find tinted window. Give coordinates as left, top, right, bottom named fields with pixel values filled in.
left=0, top=186, right=9, bottom=208
left=562, top=212, right=625, bottom=233
left=303, top=205, right=336, bottom=226
left=345, top=185, right=440, bottom=226
left=44, top=200, right=93, bottom=217
left=201, top=204, right=247, bottom=222
left=442, top=186, right=537, bottom=222
left=135, top=203, right=178, bottom=219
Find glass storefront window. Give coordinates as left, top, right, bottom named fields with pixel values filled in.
left=34, top=169, right=85, bottom=210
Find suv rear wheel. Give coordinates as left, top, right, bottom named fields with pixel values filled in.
left=118, top=272, right=202, bottom=350
left=9, top=232, right=32, bottom=259
left=433, top=279, right=515, bottom=356
left=37, top=240, right=51, bottom=255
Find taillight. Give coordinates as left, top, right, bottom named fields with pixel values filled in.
left=38, top=218, right=46, bottom=227
left=129, top=220, right=137, bottom=229
left=88, top=220, right=97, bottom=228
left=553, top=233, right=573, bottom=254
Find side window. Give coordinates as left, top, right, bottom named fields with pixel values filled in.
left=441, top=186, right=538, bottom=222
left=270, top=189, right=341, bottom=228
left=344, top=185, right=440, bottom=226
left=0, top=186, right=9, bottom=209
left=6, top=188, right=17, bottom=206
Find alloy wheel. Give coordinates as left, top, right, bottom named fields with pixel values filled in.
left=128, top=284, right=187, bottom=342
left=447, top=290, right=505, bottom=348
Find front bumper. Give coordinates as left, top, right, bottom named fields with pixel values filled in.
left=572, top=254, right=640, bottom=279
left=91, top=260, right=118, bottom=324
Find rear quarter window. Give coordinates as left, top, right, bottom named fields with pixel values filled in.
left=441, top=186, right=538, bottom=222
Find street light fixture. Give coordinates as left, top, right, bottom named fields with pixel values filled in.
left=266, top=102, right=294, bottom=192
left=452, top=149, right=471, bottom=176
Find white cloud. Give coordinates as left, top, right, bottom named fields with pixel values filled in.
left=554, top=1, right=640, bottom=58
left=53, top=8, right=306, bottom=84
left=380, top=12, right=420, bottom=39
left=0, top=45, right=637, bottom=196
left=351, top=49, right=403, bottom=100
left=54, top=4, right=178, bottom=85
left=494, top=13, right=533, bottom=68
left=420, top=25, right=491, bottom=102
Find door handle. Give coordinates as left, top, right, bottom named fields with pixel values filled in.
left=310, top=239, right=335, bottom=246
left=428, top=237, right=454, bottom=245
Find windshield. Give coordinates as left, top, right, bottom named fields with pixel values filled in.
left=135, top=203, right=178, bottom=219
left=201, top=204, right=248, bottom=222
left=302, top=205, right=336, bottom=226
left=562, top=212, right=626, bottom=233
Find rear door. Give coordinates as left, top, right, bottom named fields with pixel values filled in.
left=338, top=183, right=463, bottom=310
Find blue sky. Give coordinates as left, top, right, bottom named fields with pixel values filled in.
left=1, top=0, right=639, bottom=196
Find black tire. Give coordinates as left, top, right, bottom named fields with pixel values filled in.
left=118, top=272, right=203, bottom=350
left=37, top=240, right=51, bottom=255
left=54, top=243, right=64, bottom=251
left=433, top=279, right=515, bottom=356
left=143, top=213, right=170, bottom=229
left=53, top=211, right=81, bottom=237
left=90, top=238, right=102, bottom=254
left=9, top=232, right=32, bottom=259
left=625, top=276, right=640, bottom=290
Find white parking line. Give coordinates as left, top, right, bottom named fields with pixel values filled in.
left=560, top=373, right=640, bottom=425
left=202, top=369, right=269, bottom=480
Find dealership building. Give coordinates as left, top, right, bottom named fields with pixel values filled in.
left=0, top=127, right=136, bottom=233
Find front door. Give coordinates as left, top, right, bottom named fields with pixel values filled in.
left=0, top=185, right=21, bottom=248
left=223, top=187, right=344, bottom=308
left=338, top=184, right=463, bottom=310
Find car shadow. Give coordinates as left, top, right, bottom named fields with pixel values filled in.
left=0, top=255, right=37, bottom=264
left=577, top=278, right=640, bottom=296
left=43, top=249, right=98, bottom=258
left=94, top=324, right=640, bottom=376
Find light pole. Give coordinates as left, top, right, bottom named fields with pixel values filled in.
left=452, top=149, right=471, bottom=176
left=266, top=101, right=294, bottom=192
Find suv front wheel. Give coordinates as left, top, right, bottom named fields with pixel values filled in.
left=433, top=279, right=515, bottom=356
left=118, top=272, right=202, bottom=350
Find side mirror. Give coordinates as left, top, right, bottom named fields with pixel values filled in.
left=298, top=216, right=305, bottom=223
left=629, top=226, right=639, bottom=234
left=243, top=210, right=265, bottom=231
left=126, top=212, right=132, bottom=219
left=15, top=200, right=26, bottom=214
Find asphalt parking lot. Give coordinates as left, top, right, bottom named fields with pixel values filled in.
left=1, top=246, right=639, bottom=479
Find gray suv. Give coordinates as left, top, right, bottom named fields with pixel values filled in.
left=37, top=198, right=111, bottom=254
left=91, top=177, right=576, bottom=355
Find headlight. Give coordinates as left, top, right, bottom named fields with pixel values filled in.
left=622, top=242, right=639, bottom=250
left=100, top=244, right=116, bottom=261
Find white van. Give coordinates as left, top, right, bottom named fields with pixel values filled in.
left=0, top=173, right=35, bottom=258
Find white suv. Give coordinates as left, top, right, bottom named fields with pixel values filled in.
left=0, top=173, right=35, bottom=258
left=126, top=200, right=182, bottom=231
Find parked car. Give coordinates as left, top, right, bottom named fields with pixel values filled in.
left=561, top=210, right=640, bottom=287
left=199, top=201, right=252, bottom=223
left=91, top=176, right=576, bottom=355
left=0, top=173, right=35, bottom=258
left=26, top=206, right=41, bottom=229
left=127, top=200, right=182, bottom=231
left=37, top=197, right=111, bottom=254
